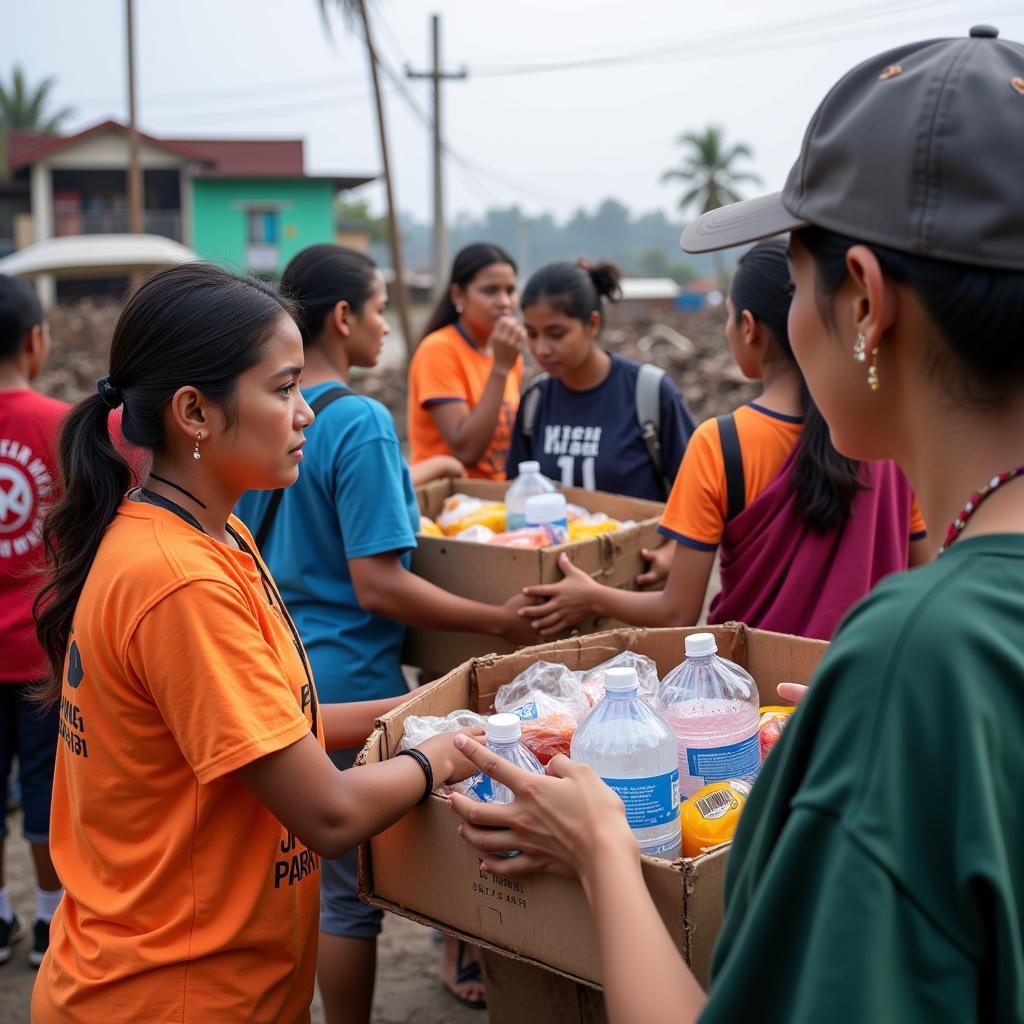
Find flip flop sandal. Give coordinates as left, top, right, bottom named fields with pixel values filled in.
left=443, top=939, right=487, bottom=1011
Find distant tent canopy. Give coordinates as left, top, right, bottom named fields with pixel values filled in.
left=0, top=233, right=198, bottom=278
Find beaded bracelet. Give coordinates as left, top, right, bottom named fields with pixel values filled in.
left=396, top=748, right=434, bottom=804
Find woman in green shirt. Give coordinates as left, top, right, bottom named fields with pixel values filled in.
left=453, top=26, right=1024, bottom=1023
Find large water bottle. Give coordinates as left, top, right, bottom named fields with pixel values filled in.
left=505, top=461, right=556, bottom=530
left=466, top=713, right=545, bottom=857
left=657, top=633, right=761, bottom=799
left=571, top=666, right=681, bottom=859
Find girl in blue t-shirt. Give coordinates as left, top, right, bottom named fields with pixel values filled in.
left=507, top=259, right=695, bottom=506
left=236, top=245, right=535, bottom=1021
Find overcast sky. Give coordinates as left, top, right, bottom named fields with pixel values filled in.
left=7, top=0, right=1022, bottom=224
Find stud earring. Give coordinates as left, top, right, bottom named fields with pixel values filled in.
left=867, top=348, right=880, bottom=391
left=455, top=304, right=464, bottom=315
left=853, top=331, right=867, bottom=362
left=193, top=433, right=202, bottom=460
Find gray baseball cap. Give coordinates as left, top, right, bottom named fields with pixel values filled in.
left=681, top=25, right=1024, bottom=271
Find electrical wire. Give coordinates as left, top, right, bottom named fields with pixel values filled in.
left=470, top=0, right=964, bottom=76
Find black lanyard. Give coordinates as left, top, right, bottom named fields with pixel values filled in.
left=134, top=489, right=319, bottom=739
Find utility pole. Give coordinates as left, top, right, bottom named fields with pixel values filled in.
left=406, top=14, right=467, bottom=300
left=125, top=0, right=143, bottom=236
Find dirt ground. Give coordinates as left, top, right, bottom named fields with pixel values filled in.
left=0, top=811, right=484, bottom=1024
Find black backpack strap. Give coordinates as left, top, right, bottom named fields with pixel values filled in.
left=254, top=386, right=352, bottom=549
left=518, top=373, right=549, bottom=458
left=716, top=413, right=746, bottom=522
left=635, top=363, right=671, bottom=497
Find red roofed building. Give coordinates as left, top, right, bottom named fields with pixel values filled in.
left=1, top=119, right=375, bottom=302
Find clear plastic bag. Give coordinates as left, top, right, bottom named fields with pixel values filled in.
left=437, top=495, right=506, bottom=536
left=454, top=524, right=498, bottom=543
left=577, top=651, right=660, bottom=707
left=494, top=661, right=591, bottom=723
left=398, top=709, right=487, bottom=795
left=520, top=713, right=577, bottom=765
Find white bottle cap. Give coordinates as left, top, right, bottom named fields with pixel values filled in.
left=685, top=632, right=718, bottom=657
left=518, top=461, right=541, bottom=475
left=603, top=666, right=640, bottom=693
left=486, top=713, right=522, bottom=743
left=525, top=492, right=567, bottom=525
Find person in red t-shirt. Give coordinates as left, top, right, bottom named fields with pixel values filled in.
left=0, top=275, right=66, bottom=968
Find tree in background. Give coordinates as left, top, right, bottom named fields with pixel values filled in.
left=0, top=65, right=74, bottom=134
left=661, top=125, right=761, bottom=286
left=334, top=198, right=389, bottom=244
left=317, top=0, right=415, bottom=359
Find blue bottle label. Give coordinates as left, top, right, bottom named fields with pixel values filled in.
left=509, top=701, right=538, bottom=721
left=468, top=773, right=494, bottom=802
left=685, top=733, right=759, bottom=782
left=601, top=770, right=680, bottom=829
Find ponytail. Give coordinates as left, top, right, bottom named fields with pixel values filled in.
left=34, top=396, right=133, bottom=701
left=730, top=240, right=862, bottom=534
left=421, top=242, right=517, bottom=340
left=33, top=263, right=294, bottom=705
left=521, top=259, right=622, bottom=323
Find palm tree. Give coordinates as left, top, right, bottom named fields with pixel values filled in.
left=317, top=0, right=414, bottom=359
left=0, top=65, right=74, bottom=134
left=661, top=125, right=761, bottom=287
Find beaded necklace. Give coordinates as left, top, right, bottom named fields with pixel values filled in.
left=939, top=465, right=1024, bottom=554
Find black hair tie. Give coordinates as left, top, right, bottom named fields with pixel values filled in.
left=96, top=376, right=123, bottom=410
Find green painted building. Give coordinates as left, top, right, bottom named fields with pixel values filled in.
left=1, top=120, right=375, bottom=300
left=191, top=177, right=349, bottom=276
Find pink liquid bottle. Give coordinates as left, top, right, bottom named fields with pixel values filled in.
left=656, top=633, right=760, bottom=799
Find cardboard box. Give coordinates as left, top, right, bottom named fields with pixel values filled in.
left=360, top=624, right=827, bottom=996
left=404, top=479, right=665, bottom=676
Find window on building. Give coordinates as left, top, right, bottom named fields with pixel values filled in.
left=246, top=208, right=280, bottom=244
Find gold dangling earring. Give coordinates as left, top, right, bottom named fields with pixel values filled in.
left=193, top=433, right=202, bottom=460
left=853, top=331, right=867, bottom=362
left=867, top=348, right=880, bottom=391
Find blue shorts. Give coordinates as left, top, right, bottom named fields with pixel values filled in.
left=320, top=747, right=384, bottom=940
left=0, top=683, right=59, bottom=844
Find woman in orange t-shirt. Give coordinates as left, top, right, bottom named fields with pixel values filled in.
left=30, top=264, right=478, bottom=1024
left=408, top=243, right=525, bottom=480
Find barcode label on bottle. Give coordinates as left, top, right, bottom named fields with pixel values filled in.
left=601, top=770, right=680, bottom=829
left=694, top=788, right=736, bottom=821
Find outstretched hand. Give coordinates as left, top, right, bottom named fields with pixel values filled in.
left=448, top=734, right=636, bottom=879
left=518, top=552, right=599, bottom=637
left=636, top=542, right=675, bottom=590
left=776, top=682, right=809, bottom=705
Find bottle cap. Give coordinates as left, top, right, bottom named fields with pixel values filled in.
left=603, top=666, right=640, bottom=693
left=486, top=713, right=522, bottom=743
left=518, top=461, right=541, bottom=474
left=685, top=632, right=718, bottom=657
left=525, top=492, right=567, bottom=525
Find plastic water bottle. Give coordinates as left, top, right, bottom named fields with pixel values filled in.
left=525, top=492, right=569, bottom=545
left=571, top=667, right=681, bottom=859
left=506, top=462, right=556, bottom=530
left=657, top=633, right=761, bottom=799
left=466, top=713, right=545, bottom=857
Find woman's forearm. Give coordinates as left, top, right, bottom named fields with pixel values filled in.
left=590, top=584, right=698, bottom=628
left=581, top=841, right=707, bottom=1024
left=321, top=694, right=412, bottom=752
left=443, top=369, right=510, bottom=466
left=351, top=555, right=510, bottom=635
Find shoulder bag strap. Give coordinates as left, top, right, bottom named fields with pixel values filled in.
left=716, top=413, right=746, bottom=521
left=635, top=363, right=670, bottom=496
